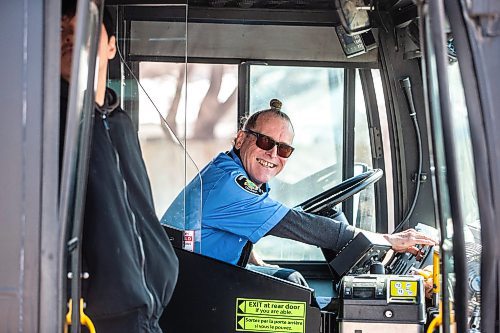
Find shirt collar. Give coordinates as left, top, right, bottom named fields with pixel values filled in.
left=228, top=148, right=270, bottom=192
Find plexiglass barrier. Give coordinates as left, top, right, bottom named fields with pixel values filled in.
left=111, top=4, right=202, bottom=253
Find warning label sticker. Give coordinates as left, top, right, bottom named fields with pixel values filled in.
left=236, top=298, right=306, bottom=333
left=236, top=315, right=305, bottom=332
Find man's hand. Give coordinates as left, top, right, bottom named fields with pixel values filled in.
left=383, top=229, right=436, bottom=255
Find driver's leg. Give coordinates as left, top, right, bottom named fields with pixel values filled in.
left=246, top=264, right=309, bottom=287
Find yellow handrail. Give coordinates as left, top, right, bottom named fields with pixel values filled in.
left=426, top=248, right=451, bottom=333
left=432, top=250, right=440, bottom=294
left=64, top=299, right=96, bottom=333
left=427, top=311, right=442, bottom=333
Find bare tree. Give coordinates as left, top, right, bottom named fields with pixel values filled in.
left=162, top=64, right=236, bottom=140
left=162, top=65, right=185, bottom=138
left=193, top=66, right=237, bottom=139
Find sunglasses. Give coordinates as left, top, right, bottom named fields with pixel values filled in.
left=244, top=129, right=295, bottom=158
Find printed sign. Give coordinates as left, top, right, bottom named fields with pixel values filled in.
left=236, top=298, right=306, bottom=333
left=389, top=279, right=419, bottom=302
left=183, top=230, right=194, bottom=252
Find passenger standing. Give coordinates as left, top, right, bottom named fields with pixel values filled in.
left=60, top=2, right=178, bottom=331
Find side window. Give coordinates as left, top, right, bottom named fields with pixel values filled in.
left=249, top=65, right=344, bottom=207
left=446, top=59, right=481, bottom=312
left=250, top=65, right=345, bottom=261
left=447, top=61, right=480, bottom=241
left=134, top=62, right=383, bottom=260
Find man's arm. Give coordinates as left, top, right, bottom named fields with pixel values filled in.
left=267, top=209, right=355, bottom=252
left=268, top=209, right=436, bottom=254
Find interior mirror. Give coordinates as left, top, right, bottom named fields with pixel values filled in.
left=335, top=0, right=372, bottom=35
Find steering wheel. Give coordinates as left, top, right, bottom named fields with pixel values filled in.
left=297, top=168, right=383, bottom=214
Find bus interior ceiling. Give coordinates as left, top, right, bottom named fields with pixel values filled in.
left=106, top=0, right=421, bottom=63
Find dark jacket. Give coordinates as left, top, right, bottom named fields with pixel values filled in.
left=63, top=85, right=178, bottom=332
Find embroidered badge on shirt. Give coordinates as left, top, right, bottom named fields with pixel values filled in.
left=235, top=175, right=264, bottom=195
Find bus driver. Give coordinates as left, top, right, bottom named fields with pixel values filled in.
left=162, top=99, right=436, bottom=273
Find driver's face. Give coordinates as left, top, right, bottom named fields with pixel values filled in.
left=235, top=113, right=294, bottom=186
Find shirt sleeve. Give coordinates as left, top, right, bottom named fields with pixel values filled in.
left=267, top=209, right=355, bottom=252
left=203, top=172, right=290, bottom=244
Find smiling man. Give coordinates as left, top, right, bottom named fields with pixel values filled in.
left=162, top=99, right=435, bottom=270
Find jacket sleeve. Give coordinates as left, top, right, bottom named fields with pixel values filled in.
left=267, top=209, right=355, bottom=252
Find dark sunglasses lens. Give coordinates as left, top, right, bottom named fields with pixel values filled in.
left=256, top=135, right=275, bottom=150
left=277, top=145, right=294, bottom=158
left=251, top=131, right=294, bottom=158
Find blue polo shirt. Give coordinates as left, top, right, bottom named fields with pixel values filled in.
left=162, top=150, right=290, bottom=265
